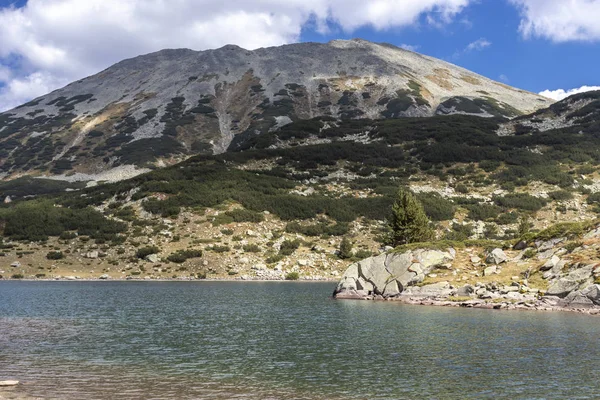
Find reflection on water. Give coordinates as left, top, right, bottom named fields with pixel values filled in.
left=1, top=281, right=599, bottom=399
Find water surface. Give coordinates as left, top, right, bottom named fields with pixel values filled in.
left=0, top=281, right=599, bottom=399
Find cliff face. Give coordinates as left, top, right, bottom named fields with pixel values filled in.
left=0, top=39, right=551, bottom=179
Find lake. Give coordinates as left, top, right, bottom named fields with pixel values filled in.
left=0, top=281, right=599, bottom=399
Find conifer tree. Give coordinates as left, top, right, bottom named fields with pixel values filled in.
left=339, top=237, right=353, bottom=259
left=387, top=188, right=434, bottom=246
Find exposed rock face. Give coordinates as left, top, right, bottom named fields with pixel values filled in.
left=333, top=248, right=455, bottom=299
left=0, top=39, right=551, bottom=178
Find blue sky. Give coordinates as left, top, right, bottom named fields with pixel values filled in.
left=0, top=0, right=599, bottom=110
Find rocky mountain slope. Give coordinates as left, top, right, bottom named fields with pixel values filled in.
left=0, top=39, right=551, bottom=179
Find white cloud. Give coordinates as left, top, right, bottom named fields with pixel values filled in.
left=510, top=0, right=600, bottom=42
left=452, top=37, right=491, bottom=59
left=0, top=71, right=69, bottom=111
left=0, top=0, right=472, bottom=111
left=539, top=85, right=600, bottom=101
left=465, top=37, right=491, bottom=51
left=499, top=74, right=509, bottom=83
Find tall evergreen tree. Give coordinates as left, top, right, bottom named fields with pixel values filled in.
left=387, top=188, right=434, bottom=246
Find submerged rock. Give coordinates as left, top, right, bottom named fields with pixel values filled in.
left=333, top=248, right=455, bottom=299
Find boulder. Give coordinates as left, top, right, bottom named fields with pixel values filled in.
left=581, top=284, right=600, bottom=305
left=513, top=240, right=527, bottom=251
left=455, top=284, right=474, bottom=296
left=546, top=279, right=580, bottom=297
left=10, top=261, right=21, bottom=268
left=86, top=251, right=99, bottom=259
left=99, top=274, right=109, bottom=280
left=486, top=248, right=507, bottom=264
left=0, top=380, right=19, bottom=386
left=333, top=248, right=454, bottom=299
left=539, top=255, right=560, bottom=271
left=483, top=266, right=497, bottom=276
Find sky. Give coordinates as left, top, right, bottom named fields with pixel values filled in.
left=1, top=0, right=600, bottom=111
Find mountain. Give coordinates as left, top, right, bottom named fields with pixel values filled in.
left=0, top=39, right=552, bottom=180
left=1, top=91, right=600, bottom=289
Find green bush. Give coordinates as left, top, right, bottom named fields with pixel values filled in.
left=465, top=203, right=503, bottom=221
left=136, top=246, right=160, bottom=259
left=166, top=249, right=202, bottom=263
left=548, top=190, right=573, bottom=201
left=285, top=272, right=300, bottom=280
left=46, top=251, right=64, bottom=260
left=279, top=239, right=301, bottom=256
left=210, top=245, right=230, bottom=253
left=225, top=208, right=265, bottom=223
left=11, top=274, right=24, bottom=279
left=493, top=193, right=547, bottom=212
left=243, top=244, right=261, bottom=253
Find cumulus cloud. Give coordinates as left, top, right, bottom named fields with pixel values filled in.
left=0, top=0, right=471, bottom=111
left=452, top=37, right=491, bottom=59
left=465, top=38, right=491, bottom=51
left=511, top=0, right=600, bottom=42
left=539, top=85, right=600, bottom=101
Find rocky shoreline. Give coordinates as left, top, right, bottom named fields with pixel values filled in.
left=336, top=291, right=600, bottom=316
left=333, top=246, right=600, bottom=315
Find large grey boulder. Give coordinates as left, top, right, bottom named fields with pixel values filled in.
left=561, top=284, right=600, bottom=308
left=333, top=248, right=455, bottom=299
left=486, top=248, right=507, bottom=264
left=547, top=279, right=580, bottom=297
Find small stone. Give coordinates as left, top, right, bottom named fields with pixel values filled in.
left=86, top=251, right=99, bottom=259
left=483, top=266, right=497, bottom=276
left=10, top=261, right=21, bottom=268
left=99, top=274, right=109, bottom=280
left=145, top=254, right=159, bottom=263
left=0, top=380, right=19, bottom=386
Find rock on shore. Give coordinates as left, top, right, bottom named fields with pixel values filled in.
left=333, top=248, right=454, bottom=299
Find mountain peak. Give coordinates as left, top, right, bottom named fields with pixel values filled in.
left=0, top=38, right=553, bottom=180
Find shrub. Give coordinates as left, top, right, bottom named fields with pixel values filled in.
left=46, top=251, right=64, bottom=260
left=465, top=203, right=502, bottom=221
left=444, top=223, right=473, bottom=241
left=166, top=249, right=202, bottom=263
left=493, top=193, right=547, bottom=212
left=11, top=274, right=24, bottom=279
left=279, top=239, right=301, bottom=256
left=548, top=190, right=573, bottom=201
left=285, top=272, right=300, bottom=280
left=210, top=245, right=230, bottom=253
left=416, top=193, right=456, bottom=221
left=225, top=208, right=265, bottom=223
left=243, top=244, right=261, bottom=253
left=136, top=246, right=160, bottom=259
left=455, top=184, right=469, bottom=194
left=354, top=249, right=372, bottom=259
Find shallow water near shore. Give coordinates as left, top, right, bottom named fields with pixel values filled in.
left=1, top=281, right=599, bottom=399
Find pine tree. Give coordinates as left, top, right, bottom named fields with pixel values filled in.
left=387, top=188, right=434, bottom=246
left=339, top=237, right=353, bottom=259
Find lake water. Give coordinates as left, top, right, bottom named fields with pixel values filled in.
left=0, top=281, right=599, bottom=399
